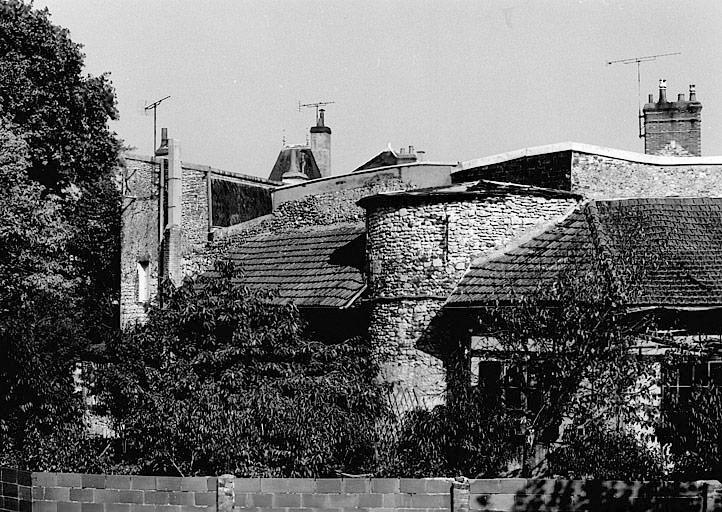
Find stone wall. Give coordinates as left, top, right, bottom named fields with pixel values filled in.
left=572, top=153, right=722, bottom=199
left=364, top=193, right=579, bottom=406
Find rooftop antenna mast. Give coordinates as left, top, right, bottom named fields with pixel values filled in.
left=144, top=95, right=171, bottom=152
left=606, top=52, right=680, bottom=139
left=298, top=100, right=335, bottom=120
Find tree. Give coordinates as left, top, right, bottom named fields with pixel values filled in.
left=0, top=1, right=121, bottom=470
left=98, top=263, right=388, bottom=476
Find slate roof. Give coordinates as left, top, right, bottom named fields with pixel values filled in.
left=447, top=197, right=722, bottom=309
left=268, top=145, right=322, bottom=182
left=225, top=224, right=366, bottom=308
left=353, top=146, right=418, bottom=172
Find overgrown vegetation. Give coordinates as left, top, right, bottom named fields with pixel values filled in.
left=0, top=0, right=120, bottom=469
left=97, top=263, right=387, bottom=476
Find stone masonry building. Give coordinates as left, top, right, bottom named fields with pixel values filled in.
left=120, top=82, right=722, bottom=413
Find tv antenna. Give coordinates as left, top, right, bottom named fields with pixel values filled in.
left=298, top=100, right=335, bottom=119
left=606, top=52, right=680, bottom=138
left=144, top=95, right=171, bottom=152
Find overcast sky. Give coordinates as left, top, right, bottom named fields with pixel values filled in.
left=35, top=0, right=722, bottom=179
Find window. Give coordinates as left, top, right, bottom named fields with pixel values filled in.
left=472, top=357, right=542, bottom=414
left=663, top=360, right=722, bottom=405
left=137, top=261, right=150, bottom=302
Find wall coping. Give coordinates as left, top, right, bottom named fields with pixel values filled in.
left=458, top=141, right=722, bottom=171
left=123, top=152, right=280, bottom=186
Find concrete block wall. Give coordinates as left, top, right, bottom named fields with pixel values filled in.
left=30, top=473, right=216, bottom=512
left=219, top=477, right=455, bottom=512
left=468, top=478, right=713, bottom=512
left=1, top=468, right=32, bottom=512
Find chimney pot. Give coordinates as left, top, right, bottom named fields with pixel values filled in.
left=155, top=127, right=169, bottom=156
left=689, top=84, right=697, bottom=101
left=678, top=93, right=685, bottom=101
left=648, top=94, right=654, bottom=103
left=409, top=145, right=415, bottom=154
left=399, top=147, right=405, bottom=154
left=318, top=108, right=325, bottom=127
left=658, top=79, right=667, bottom=103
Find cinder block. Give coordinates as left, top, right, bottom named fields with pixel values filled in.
left=35, top=501, right=58, bottom=512
left=425, top=479, right=452, bottom=494
left=33, top=486, right=45, bottom=500
left=131, top=477, right=156, bottom=491
left=5, top=497, right=20, bottom=512
left=17, top=471, right=32, bottom=487
left=260, top=479, right=288, bottom=493
left=156, top=479, right=182, bottom=492
left=234, top=479, right=260, bottom=493
left=480, top=493, right=517, bottom=512
left=342, top=479, right=369, bottom=494
left=247, top=494, right=272, bottom=507
left=370, top=480, right=400, bottom=494
left=382, top=493, right=412, bottom=508
left=301, top=493, right=328, bottom=508
left=82, top=475, right=106, bottom=490
left=287, top=479, right=315, bottom=493
left=273, top=493, right=301, bottom=507
left=4, top=482, right=19, bottom=498
left=127, top=505, right=156, bottom=512
left=106, top=504, right=131, bottom=512
left=326, top=493, right=359, bottom=508
left=58, top=502, right=82, bottom=512
left=357, top=493, right=383, bottom=508
left=117, top=490, right=144, bottom=504
left=96, top=490, right=121, bottom=503
left=19, top=498, right=32, bottom=512
left=106, top=476, right=131, bottom=490
left=411, top=493, right=450, bottom=509
left=2, top=468, right=18, bottom=484
left=70, top=488, right=95, bottom=502
left=44, top=487, right=71, bottom=501
left=168, top=493, right=194, bottom=506
left=400, top=479, right=426, bottom=494
left=179, top=479, right=208, bottom=493
left=18, top=485, right=32, bottom=501
left=180, top=506, right=206, bottom=512
left=144, top=492, right=170, bottom=505
left=57, top=474, right=83, bottom=488
left=80, top=502, right=104, bottom=512
left=33, top=473, right=57, bottom=487
left=193, top=493, right=216, bottom=507
left=316, top=479, right=343, bottom=494
left=155, top=505, right=180, bottom=512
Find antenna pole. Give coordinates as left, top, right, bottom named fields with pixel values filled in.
left=606, top=52, right=680, bottom=140
left=298, top=100, right=335, bottom=122
left=144, top=95, right=171, bottom=152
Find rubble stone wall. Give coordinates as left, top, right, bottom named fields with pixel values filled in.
left=572, top=153, right=722, bottom=199
left=365, top=194, right=579, bottom=405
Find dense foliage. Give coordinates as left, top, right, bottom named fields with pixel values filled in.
left=0, top=0, right=121, bottom=469
left=98, top=264, right=388, bottom=477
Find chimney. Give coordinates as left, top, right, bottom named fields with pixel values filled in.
left=163, top=138, right=183, bottom=286
left=643, top=79, right=702, bottom=156
left=309, top=109, right=331, bottom=177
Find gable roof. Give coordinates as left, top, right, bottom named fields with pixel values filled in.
left=353, top=145, right=418, bottom=172
left=225, top=224, right=366, bottom=308
left=268, top=145, right=322, bottom=182
left=447, top=197, right=722, bottom=310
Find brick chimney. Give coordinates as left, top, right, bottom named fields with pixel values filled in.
left=310, top=109, right=331, bottom=177
left=643, top=80, right=702, bottom=156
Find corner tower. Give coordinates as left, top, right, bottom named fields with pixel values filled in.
left=643, top=80, right=702, bottom=156
left=310, top=109, right=331, bottom=177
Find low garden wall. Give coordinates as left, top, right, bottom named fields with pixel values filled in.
left=2, top=469, right=719, bottom=512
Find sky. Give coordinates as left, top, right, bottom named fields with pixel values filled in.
left=34, top=0, right=722, bottom=179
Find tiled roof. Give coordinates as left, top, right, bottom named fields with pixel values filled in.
left=448, top=197, right=722, bottom=309
left=268, top=145, right=322, bottom=182
left=225, top=224, right=366, bottom=308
